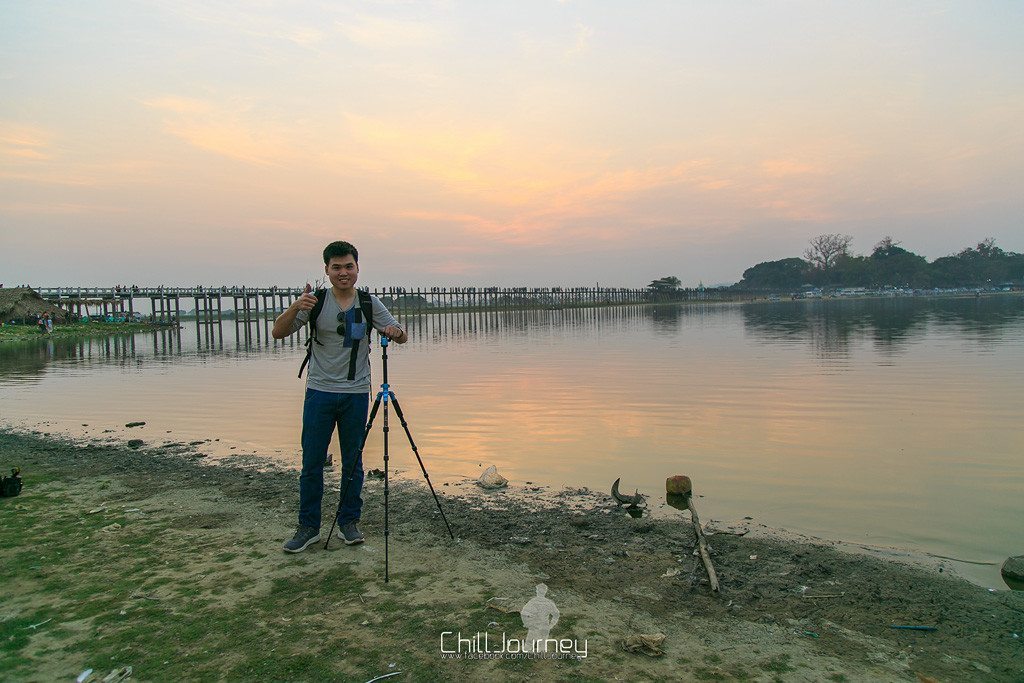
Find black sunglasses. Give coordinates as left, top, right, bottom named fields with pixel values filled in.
left=336, top=311, right=346, bottom=337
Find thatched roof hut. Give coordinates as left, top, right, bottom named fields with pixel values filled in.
left=0, top=288, right=70, bottom=324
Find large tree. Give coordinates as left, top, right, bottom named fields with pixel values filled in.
left=737, top=258, right=809, bottom=290
left=830, top=254, right=870, bottom=286
left=804, top=234, right=853, bottom=276
left=647, top=276, right=681, bottom=291
left=935, top=238, right=1024, bottom=286
left=868, top=236, right=929, bottom=287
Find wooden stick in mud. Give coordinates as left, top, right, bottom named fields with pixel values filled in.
left=667, top=475, right=719, bottom=593
left=687, top=494, right=720, bottom=593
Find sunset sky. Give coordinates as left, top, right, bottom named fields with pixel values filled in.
left=2, top=1, right=1022, bottom=287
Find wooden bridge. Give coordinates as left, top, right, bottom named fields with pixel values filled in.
left=33, top=285, right=754, bottom=323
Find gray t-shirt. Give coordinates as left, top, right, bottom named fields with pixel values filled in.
left=291, top=292, right=401, bottom=393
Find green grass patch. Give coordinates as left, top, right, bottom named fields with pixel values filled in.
left=0, top=609, right=59, bottom=670
left=762, top=653, right=794, bottom=673
left=1, top=468, right=610, bottom=681
left=0, top=322, right=162, bottom=345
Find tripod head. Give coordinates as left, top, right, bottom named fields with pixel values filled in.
left=378, top=331, right=391, bottom=385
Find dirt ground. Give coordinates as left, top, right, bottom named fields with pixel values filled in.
left=1, top=428, right=1021, bottom=682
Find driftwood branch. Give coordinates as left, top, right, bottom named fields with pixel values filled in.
left=685, top=495, right=720, bottom=592
left=667, top=476, right=719, bottom=593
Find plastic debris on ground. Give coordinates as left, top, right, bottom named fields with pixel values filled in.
left=477, top=465, right=508, bottom=489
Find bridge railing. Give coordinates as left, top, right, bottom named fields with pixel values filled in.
left=32, top=286, right=754, bottom=323
left=35, top=285, right=746, bottom=302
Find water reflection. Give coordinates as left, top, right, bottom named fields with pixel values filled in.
left=4, top=297, right=1022, bottom=377
left=741, top=296, right=1023, bottom=357
left=0, top=321, right=312, bottom=382
left=928, top=296, right=1024, bottom=341
left=3, top=305, right=656, bottom=369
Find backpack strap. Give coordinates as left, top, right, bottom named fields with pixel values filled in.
left=359, top=289, right=374, bottom=332
left=297, top=289, right=328, bottom=379
left=346, top=289, right=375, bottom=380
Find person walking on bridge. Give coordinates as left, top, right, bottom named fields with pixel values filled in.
left=273, top=241, right=407, bottom=553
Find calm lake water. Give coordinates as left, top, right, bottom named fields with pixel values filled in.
left=2, top=296, right=1022, bottom=587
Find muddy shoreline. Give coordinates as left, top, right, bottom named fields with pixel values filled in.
left=2, top=428, right=1021, bottom=681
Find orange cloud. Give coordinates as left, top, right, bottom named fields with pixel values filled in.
left=0, top=122, right=158, bottom=187
left=163, top=122, right=292, bottom=165
left=760, top=158, right=822, bottom=177
left=160, top=2, right=327, bottom=49
left=344, top=113, right=505, bottom=184
left=0, top=123, right=53, bottom=161
left=347, top=114, right=724, bottom=244
left=142, top=96, right=214, bottom=115
left=698, top=179, right=734, bottom=190
left=144, top=96, right=293, bottom=165
left=398, top=210, right=543, bottom=246
left=428, top=260, right=488, bottom=276
left=0, top=202, right=129, bottom=215
left=337, top=15, right=445, bottom=49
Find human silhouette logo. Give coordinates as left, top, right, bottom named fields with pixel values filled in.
left=520, top=583, right=559, bottom=653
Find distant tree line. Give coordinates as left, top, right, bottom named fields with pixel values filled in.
left=736, top=235, right=1024, bottom=291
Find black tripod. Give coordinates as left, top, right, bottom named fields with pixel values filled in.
left=324, top=335, right=454, bottom=582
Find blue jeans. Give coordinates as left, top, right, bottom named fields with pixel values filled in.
left=299, top=388, right=369, bottom=530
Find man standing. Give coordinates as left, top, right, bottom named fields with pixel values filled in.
left=273, top=241, right=407, bottom=553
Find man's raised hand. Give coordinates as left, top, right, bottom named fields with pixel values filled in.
left=295, top=282, right=317, bottom=311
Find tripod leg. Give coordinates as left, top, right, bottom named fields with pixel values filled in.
left=325, top=392, right=382, bottom=550
left=390, top=393, right=455, bottom=540
left=383, top=389, right=390, bottom=582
